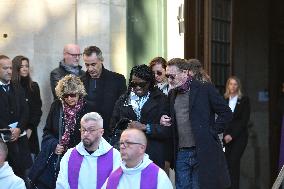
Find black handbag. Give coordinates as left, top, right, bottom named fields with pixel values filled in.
left=28, top=152, right=60, bottom=189
left=28, top=107, right=63, bottom=189
left=109, top=118, right=130, bottom=149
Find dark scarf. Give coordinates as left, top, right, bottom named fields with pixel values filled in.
left=60, top=61, right=80, bottom=76
left=175, top=76, right=193, bottom=94
left=60, top=98, right=85, bottom=151
left=20, top=76, right=32, bottom=92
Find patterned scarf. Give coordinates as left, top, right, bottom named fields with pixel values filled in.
left=175, top=76, right=193, bottom=94
left=129, top=91, right=150, bottom=121
left=60, top=98, right=85, bottom=151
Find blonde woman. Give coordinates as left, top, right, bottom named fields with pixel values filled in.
left=223, top=76, right=250, bottom=189
left=29, top=75, right=92, bottom=189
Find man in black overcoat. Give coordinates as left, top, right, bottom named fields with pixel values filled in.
left=82, top=46, right=127, bottom=138
left=0, top=55, right=31, bottom=180
left=161, top=58, right=233, bottom=189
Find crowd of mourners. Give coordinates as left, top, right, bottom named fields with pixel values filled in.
left=0, top=44, right=251, bottom=189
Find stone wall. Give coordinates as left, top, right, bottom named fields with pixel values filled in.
left=0, top=0, right=127, bottom=141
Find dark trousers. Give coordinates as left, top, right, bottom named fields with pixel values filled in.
left=224, top=134, right=248, bottom=189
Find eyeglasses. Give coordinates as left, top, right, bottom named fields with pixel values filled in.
left=80, top=128, right=101, bottom=134
left=131, top=81, right=148, bottom=88
left=63, top=93, right=77, bottom=99
left=119, top=141, right=144, bottom=148
left=165, top=73, right=178, bottom=80
left=153, top=71, right=163, bottom=76
left=65, top=52, right=82, bottom=58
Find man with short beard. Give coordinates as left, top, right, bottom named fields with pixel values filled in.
left=56, top=112, right=121, bottom=189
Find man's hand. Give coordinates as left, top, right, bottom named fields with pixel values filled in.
left=10, top=128, right=21, bottom=142
left=55, top=144, right=64, bottom=155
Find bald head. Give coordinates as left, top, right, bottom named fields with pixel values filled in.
left=119, top=128, right=148, bottom=167
left=0, top=140, right=8, bottom=166
left=63, top=44, right=81, bottom=67
left=64, top=44, right=80, bottom=53
left=121, top=128, right=147, bottom=147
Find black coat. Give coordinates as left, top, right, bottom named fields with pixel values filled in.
left=169, top=80, right=233, bottom=189
left=224, top=96, right=250, bottom=140
left=223, top=96, right=250, bottom=189
left=82, top=66, right=127, bottom=137
left=23, top=81, right=42, bottom=154
left=42, top=99, right=92, bottom=152
left=0, top=84, right=32, bottom=174
left=110, top=88, right=171, bottom=168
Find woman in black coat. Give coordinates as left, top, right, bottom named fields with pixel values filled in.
left=110, top=64, right=171, bottom=168
left=223, top=76, right=250, bottom=189
left=29, top=75, right=92, bottom=189
left=12, top=55, right=42, bottom=156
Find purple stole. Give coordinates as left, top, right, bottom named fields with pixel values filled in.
left=68, top=147, right=113, bottom=189
left=106, top=162, right=159, bottom=189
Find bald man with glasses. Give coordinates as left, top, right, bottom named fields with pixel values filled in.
left=50, top=44, right=85, bottom=98
left=102, top=128, right=173, bottom=189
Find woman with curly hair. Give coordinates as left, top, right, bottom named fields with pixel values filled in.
left=29, top=75, right=92, bottom=189
left=110, top=64, right=171, bottom=168
left=43, top=74, right=92, bottom=155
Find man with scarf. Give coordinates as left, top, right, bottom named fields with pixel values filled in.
left=56, top=112, right=121, bottom=189
left=160, top=58, right=233, bottom=189
left=50, top=44, right=85, bottom=99
left=102, top=128, right=173, bottom=189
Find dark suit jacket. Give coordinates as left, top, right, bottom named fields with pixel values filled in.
left=82, top=66, right=127, bottom=137
left=169, top=80, right=233, bottom=189
left=0, top=84, right=32, bottom=171
left=0, top=85, right=28, bottom=131
left=224, top=96, right=250, bottom=139
left=110, top=88, right=171, bottom=168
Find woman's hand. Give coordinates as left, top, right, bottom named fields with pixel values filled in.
left=160, top=115, right=172, bottom=126
left=55, top=144, right=64, bottom=155
left=224, top=134, right=233, bottom=144
left=128, top=121, right=146, bottom=131
left=10, top=128, right=21, bottom=142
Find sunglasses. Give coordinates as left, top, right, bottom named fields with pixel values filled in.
left=63, top=93, right=77, bottom=98
left=153, top=71, right=163, bottom=76
left=131, top=81, right=148, bottom=88
left=165, top=74, right=178, bottom=80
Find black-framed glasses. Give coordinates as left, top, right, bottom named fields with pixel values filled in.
left=63, top=93, right=77, bottom=99
left=119, top=141, right=144, bottom=148
left=80, top=127, right=101, bottom=134
left=65, top=52, right=82, bottom=58
left=153, top=71, right=163, bottom=76
left=165, top=73, right=178, bottom=80
left=131, top=81, right=148, bottom=88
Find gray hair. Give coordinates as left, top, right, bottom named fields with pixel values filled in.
left=0, top=139, right=8, bottom=158
left=83, top=46, right=104, bottom=62
left=81, top=112, right=103, bottom=128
